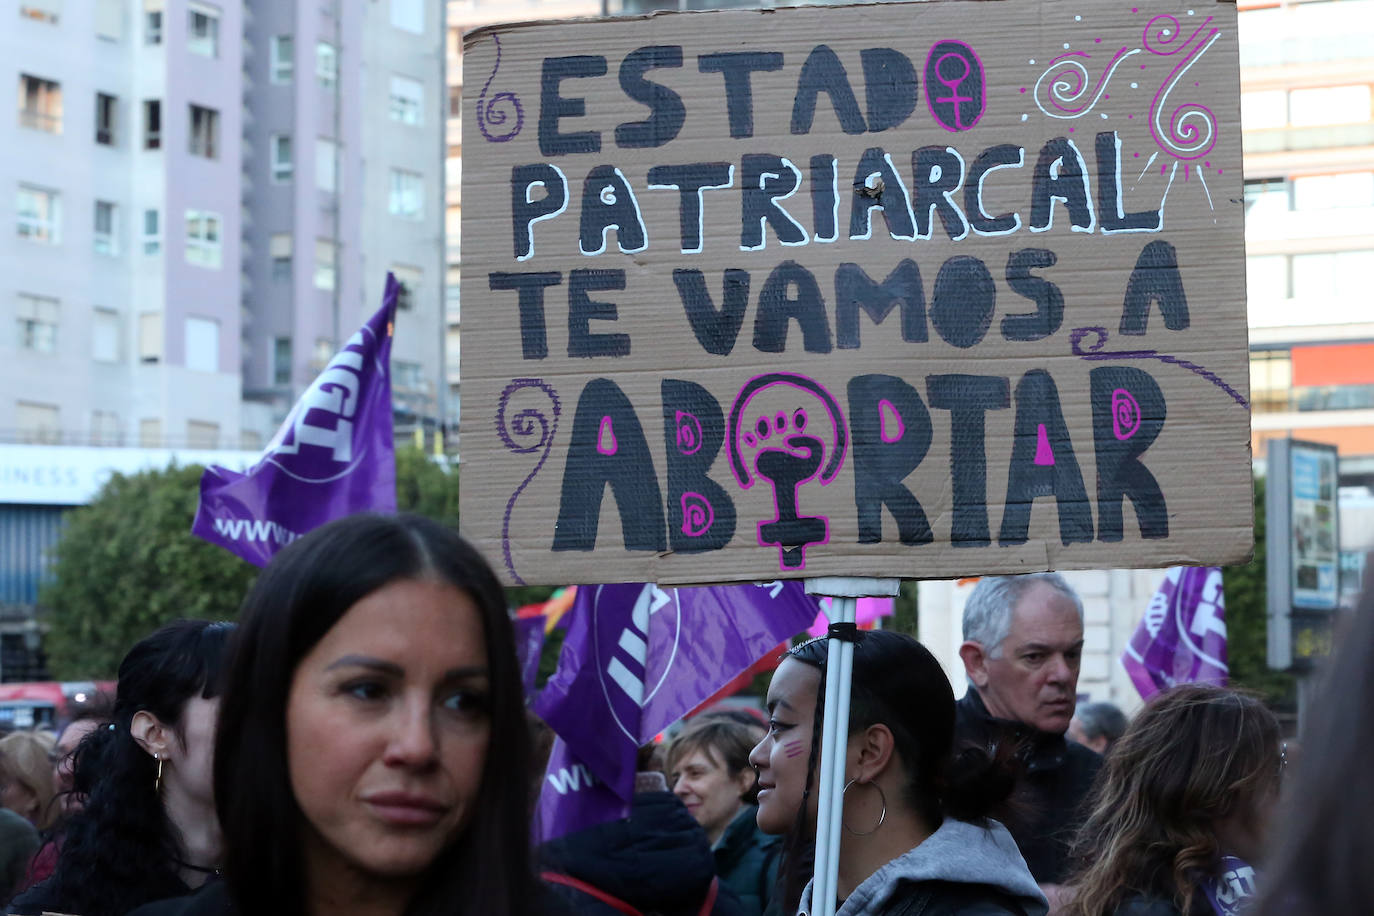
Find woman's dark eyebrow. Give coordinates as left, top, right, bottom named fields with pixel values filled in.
left=324, top=655, right=490, bottom=681
left=766, top=697, right=795, bottom=714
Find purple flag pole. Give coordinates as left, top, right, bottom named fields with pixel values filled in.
left=1121, top=566, right=1228, bottom=702
left=533, top=581, right=820, bottom=842
left=192, top=274, right=399, bottom=566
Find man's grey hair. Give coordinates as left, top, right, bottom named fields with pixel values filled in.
left=1074, top=701, right=1128, bottom=747
left=962, top=573, right=1084, bottom=659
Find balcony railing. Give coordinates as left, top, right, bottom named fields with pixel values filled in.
left=1253, top=384, right=1374, bottom=414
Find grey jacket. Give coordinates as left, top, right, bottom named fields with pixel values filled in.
left=797, top=818, right=1049, bottom=916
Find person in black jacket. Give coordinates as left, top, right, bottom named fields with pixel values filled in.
left=542, top=772, right=746, bottom=916
left=127, top=514, right=545, bottom=916
left=1062, top=685, right=1282, bottom=916
left=667, top=716, right=781, bottom=916
left=750, top=630, right=1048, bottom=916
left=956, top=574, right=1103, bottom=905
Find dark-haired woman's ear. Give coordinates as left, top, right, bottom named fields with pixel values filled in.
left=850, top=723, right=896, bottom=783
left=130, top=710, right=173, bottom=762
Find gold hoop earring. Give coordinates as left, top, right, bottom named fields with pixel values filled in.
left=841, top=779, right=886, bottom=836
left=154, top=754, right=163, bottom=794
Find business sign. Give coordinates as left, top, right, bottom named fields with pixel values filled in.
left=461, top=0, right=1252, bottom=586
left=0, top=445, right=262, bottom=506
left=1267, top=438, right=1340, bottom=671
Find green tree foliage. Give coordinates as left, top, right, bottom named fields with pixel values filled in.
left=1224, top=475, right=1297, bottom=710
left=40, top=447, right=462, bottom=680
left=39, top=464, right=260, bottom=679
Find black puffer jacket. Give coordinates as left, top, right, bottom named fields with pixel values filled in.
left=542, top=791, right=747, bottom=916
left=955, top=689, right=1103, bottom=885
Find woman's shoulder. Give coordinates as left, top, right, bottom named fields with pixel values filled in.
left=125, top=880, right=234, bottom=916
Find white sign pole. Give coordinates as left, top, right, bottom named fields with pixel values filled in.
left=805, top=577, right=901, bottom=916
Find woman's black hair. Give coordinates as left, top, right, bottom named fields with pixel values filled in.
left=214, top=513, right=535, bottom=916
left=774, top=629, right=1014, bottom=912
left=46, top=618, right=234, bottom=916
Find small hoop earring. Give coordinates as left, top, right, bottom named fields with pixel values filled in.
left=154, top=754, right=163, bottom=794
left=841, top=779, right=886, bottom=836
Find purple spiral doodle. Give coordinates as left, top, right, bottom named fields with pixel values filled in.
left=1144, top=15, right=1220, bottom=160
left=496, top=378, right=560, bottom=585
left=1111, top=388, right=1142, bottom=440
left=1070, top=327, right=1248, bottom=410
left=680, top=492, right=714, bottom=537
left=476, top=34, right=524, bottom=143
left=675, top=410, right=703, bottom=456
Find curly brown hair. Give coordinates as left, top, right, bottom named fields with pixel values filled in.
left=1064, top=685, right=1281, bottom=916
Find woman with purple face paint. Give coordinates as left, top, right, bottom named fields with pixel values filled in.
left=749, top=630, right=1047, bottom=916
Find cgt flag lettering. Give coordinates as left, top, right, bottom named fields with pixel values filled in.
left=534, top=580, right=819, bottom=841
left=192, top=275, right=399, bottom=566
left=1121, top=566, right=1228, bottom=702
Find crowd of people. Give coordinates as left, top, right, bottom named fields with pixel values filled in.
left=0, top=514, right=1367, bottom=916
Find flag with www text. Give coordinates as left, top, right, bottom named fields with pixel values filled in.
left=533, top=581, right=819, bottom=842
left=1121, top=566, right=1229, bottom=702
left=191, top=275, right=398, bottom=566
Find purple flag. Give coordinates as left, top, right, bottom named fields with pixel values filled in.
left=534, top=581, right=818, bottom=841
left=1121, top=566, right=1228, bottom=702
left=535, top=736, right=630, bottom=844
left=515, top=615, right=546, bottom=696
left=192, top=275, right=398, bottom=566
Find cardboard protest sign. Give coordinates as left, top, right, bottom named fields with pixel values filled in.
left=460, top=0, right=1253, bottom=587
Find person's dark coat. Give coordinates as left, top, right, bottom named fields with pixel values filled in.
left=0, top=807, right=39, bottom=904
left=125, top=879, right=231, bottom=916
left=955, top=689, right=1102, bottom=885
left=542, top=790, right=747, bottom=916
left=714, top=805, right=780, bottom=916
left=8, top=871, right=192, bottom=915
left=1112, top=891, right=1212, bottom=916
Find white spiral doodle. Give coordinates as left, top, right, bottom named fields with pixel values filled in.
left=1034, top=48, right=1140, bottom=120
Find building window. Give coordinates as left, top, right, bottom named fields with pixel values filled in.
left=271, top=35, right=294, bottom=84
left=143, top=208, right=161, bottom=254
left=17, top=185, right=61, bottom=243
left=139, top=418, right=162, bottom=447
left=17, top=402, right=61, bottom=445
left=392, top=264, right=421, bottom=310
left=185, top=316, right=219, bottom=372
left=316, top=42, right=338, bottom=89
left=1292, top=250, right=1374, bottom=302
left=388, top=169, right=423, bottom=220
left=95, top=92, right=117, bottom=145
left=316, top=138, right=338, bottom=193
left=91, top=410, right=121, bottom=446
left=94, top=200, right=118, bottom=255
left=95, top=0, right=122, bottom=40
left=19, top=74, right=62, bottom=133
left=143, top=99, right=161, bottom=149
left=313, top=337, right=334, bottom=369
left=389, top=76, right=424, bottom=126
left=92, top=308, right=121, bottom=362
left=1247, top=255, right=1287, bottom=300
left=138, top=312, right=162, bottom=363
left=393, top=360, right=423, bottom=391
left=270, top=233, right=292, bottom=281
left=18, top=1, right=60, bottom=26
left=185, top=210, right=222, bottom=269
left=1289, top=85, right=1371, bottom=128
left=1293, top=172, right=1374, bottom=212
left=448, top=85, right=461, bottom=118
left=187, top=3, right=220, bottom=58
left=271, top=133, right=293, bottom=183
left=17, top=294, right=59, bottom=353
left=390, top=0, right=424, bottom=34
left=273, top=337, right=292, bottom=385
left=144, top=0, right=162, bottom=44
left=189, top=104, right=219, bottom=158
left=315, top=239, right=337, bottom=290
left=1250, top=350, right=1293, bottom=414
left=187, top=420, right=220, bottom=449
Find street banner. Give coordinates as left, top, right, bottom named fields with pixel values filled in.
left=1122, top=565, right=1227, bottom=701
left=192, top=276, right=398, bottom=566
left=516, top=614, right=547, bottom=695
left=536, top=735, right=631, bottom=844
left=534, top=580, right=818, bottom=839
left=461, top=0, right=1253, bottom=587
left=808, top=596, right=895, bottom=638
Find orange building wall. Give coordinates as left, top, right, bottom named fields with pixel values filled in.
left=1290, top=343, right=1374, bottom=388
left=1254, top=425, right=1374, bottom=459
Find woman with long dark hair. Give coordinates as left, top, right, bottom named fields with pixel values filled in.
left=9, top=619, right=233, bottom=916
left=1063, top=685, right=1282, bottom=916
left=749, top=630, right=1047, bottom=916
left=130, top=513, right=540, bottom=916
